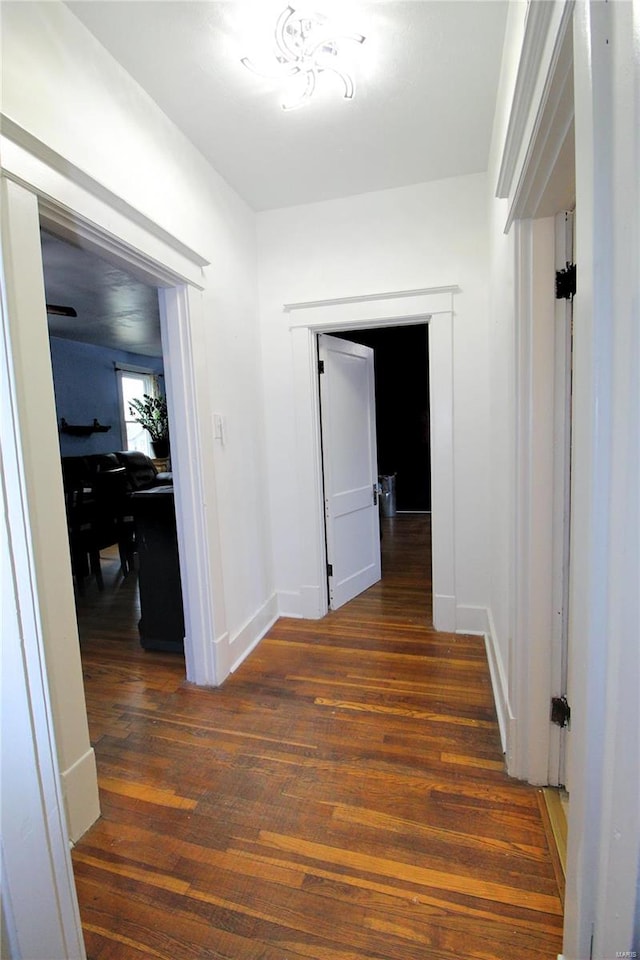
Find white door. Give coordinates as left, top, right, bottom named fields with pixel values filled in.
left=318, top=334, right=381, bottom=610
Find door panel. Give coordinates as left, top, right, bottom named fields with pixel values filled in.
left=319, top=334, right=381, bottom=610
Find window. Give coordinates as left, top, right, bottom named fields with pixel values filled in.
left=117, top=367, right=158, bottom=458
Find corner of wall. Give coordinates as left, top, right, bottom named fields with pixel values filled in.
left=214, top=592, right=279, bottom=679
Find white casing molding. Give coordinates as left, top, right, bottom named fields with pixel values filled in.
left=497, top=0, right=575, bottom=229
left=0, top=121, right=232, bottom=847
left=1, top=116, right=208, bottom=271
left=1, top=180, right=87, bottom=959
left=1, top=177, right=100, bottom=842
left=287, top=287, right=458, bottom=632
left=511, top=216, right=557, bottom=786
left=494, top=0, right=575, bottom=786
left=159, top=285, right=224, bottom=686
left=562, top=2, right=640, bottom=956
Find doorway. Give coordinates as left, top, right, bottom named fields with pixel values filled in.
left=42, top=226, right=187, bottom=660
left=287, top=284, right=459, bottom=633
left=336, top=324, right=431, bottom=512
left=319, top=325, right=431, bottom=614
left=2, top=175, right=223, bottom=860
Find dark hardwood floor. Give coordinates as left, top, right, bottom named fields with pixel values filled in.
left=72, top=515, right=564, bottom=959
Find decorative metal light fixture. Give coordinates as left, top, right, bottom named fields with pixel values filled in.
left=241, top=5, right=365, bottom=110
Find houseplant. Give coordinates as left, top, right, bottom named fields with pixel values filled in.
left=128, top=393, right=170, bottom=458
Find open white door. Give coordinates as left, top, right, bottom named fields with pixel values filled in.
left=318, top=334, right=381, bottom=610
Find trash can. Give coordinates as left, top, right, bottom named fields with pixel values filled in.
left=379, top=474, right=397, bottom=517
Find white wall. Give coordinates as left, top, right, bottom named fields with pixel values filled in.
left=257, top=174, right=492, bottom=623
left=3, top=0, right=274, bottom=641
left=484, top=1, right=528, bottom=756
left=1, top=0, right=275, bottom=837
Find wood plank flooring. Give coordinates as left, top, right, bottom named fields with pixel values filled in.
left=72, top=515, right=564, bottom=959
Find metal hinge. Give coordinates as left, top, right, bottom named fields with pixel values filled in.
left=318, top=359, right=325, bottom=374
left=373, top=484, right=378, bottom=506
left=555, top=262, right=576, bottom=300
left=551, top=695, right=571, bottom=728
left=327, top=562, right=333, bottom=577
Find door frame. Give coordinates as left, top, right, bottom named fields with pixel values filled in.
left=287, top=286, right=458, bottom=631
left=1, top=126, right=226, bottom=848
left=498, top=0, right=640, bottom=951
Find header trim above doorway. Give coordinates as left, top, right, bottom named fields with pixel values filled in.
left=284, top=284, right=461, bottom=313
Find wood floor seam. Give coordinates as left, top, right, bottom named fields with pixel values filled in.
left=72, top=516, right=564, bottom=959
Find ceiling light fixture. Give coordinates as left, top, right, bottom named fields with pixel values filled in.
left=241, top=5, right=365, bottom=110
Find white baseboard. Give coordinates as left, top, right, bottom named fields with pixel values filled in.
left=299, top=583, right=325, bottom=619
left=276, top=590, right=304, bottom=618
left=455, top=604, right=489, bottom=634
left=60, top=747, right=100, bottom=842
left=483, top=607, right=513, bottom=755
left=433, top=593, right=456, bottom=631
left=228, top=593, right=279, bottom=675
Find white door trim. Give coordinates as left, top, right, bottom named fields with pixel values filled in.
left=497, top=0, right=576, bottom=786
left=511, top=216, right=557, bottom=784
left=1, top=178, right=87, bottom=958
left=548, top=209, right=574, bottom=788
left=1, top=116, right=208, bottom=273
left=289, top=287, right=457, bottom=630
left=0, top=138, right=225, bottom=853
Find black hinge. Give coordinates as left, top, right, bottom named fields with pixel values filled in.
left=555, top=262, right=576, bottom=300
left=373, top=484, right=378, bottom=506
left=551, top=695, right=571, bottom=728
left=318, top=359, right=325, bottom=374
left=327, top=562, right=333, bottom=577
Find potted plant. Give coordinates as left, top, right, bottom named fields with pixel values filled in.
left=129, top=394, right=170, bottom=458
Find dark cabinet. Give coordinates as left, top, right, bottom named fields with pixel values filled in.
left=132, top=486, right=184, bottom=652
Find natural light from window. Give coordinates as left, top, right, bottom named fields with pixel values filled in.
left=118, top=370, right=156, bottom=458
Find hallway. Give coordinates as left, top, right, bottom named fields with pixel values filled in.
left=72, top=515, right=564, bottom=959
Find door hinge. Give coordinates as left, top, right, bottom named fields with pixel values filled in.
left=551, top=695, right=571, bottom=728
left=555, top=262, right=576, bottom=300
left=373, top=483, right=378, bottom=506
left=318, top=359, right=325, bottom=374
left=327, top=562, right=333, bottom=577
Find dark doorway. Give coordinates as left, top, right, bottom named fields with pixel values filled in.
left=337, top=325, right=430, bottom=511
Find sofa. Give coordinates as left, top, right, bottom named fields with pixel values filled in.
left=61, top=450, right=172, bottom=496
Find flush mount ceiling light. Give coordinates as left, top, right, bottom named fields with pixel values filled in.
left=241, top=5, right=365, bottom=110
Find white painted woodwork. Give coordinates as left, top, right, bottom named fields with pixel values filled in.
left=496, top=0, right=575, bottom=229
left=287, top=289, right=458, bottom=631
left=0, top=177, right=100, bottom=842
left=490, top=0, right=640, bottom=955
left=563, top=2, right=640, bottom=955
left=318, top=335, right=380, bottom=609
left=511, top=216, right=557, bottom=785
left=549, top=210, right=574, bottom=790
left=1, top=178, right=87, bottom=958
left=488, top=0, right=577, bottom=789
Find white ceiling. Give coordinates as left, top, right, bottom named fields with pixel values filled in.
left=66, top=0, right=509, bottom=212
left=46, top=1, right=509, bottom=356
